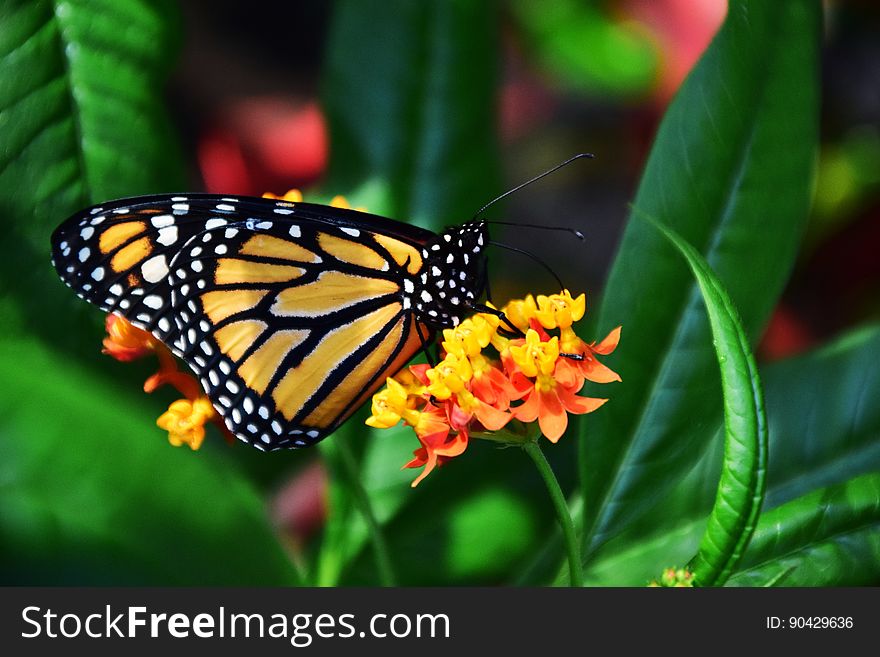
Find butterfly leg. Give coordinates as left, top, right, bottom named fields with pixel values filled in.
left=414, top=320, right=439, bottom=367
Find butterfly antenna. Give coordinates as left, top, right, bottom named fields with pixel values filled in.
left=487, top=240, right=567, bottom=291
left=483, top=220, right=585, bottom=240
left=473, top=152, right=595, bottom=220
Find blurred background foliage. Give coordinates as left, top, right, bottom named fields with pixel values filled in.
left=0, top=0, right=877, bottom=585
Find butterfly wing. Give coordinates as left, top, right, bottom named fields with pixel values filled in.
left=51, top=194, right=436, bottom=449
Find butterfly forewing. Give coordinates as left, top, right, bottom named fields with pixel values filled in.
left=51, top=194, right=487, bottom=449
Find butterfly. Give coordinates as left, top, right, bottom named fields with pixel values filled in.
left=51, top=194, right=489, bottom=450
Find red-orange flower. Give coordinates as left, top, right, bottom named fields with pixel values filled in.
left=366, top=289, right=621, bottom=485
left=557, top=325, right=623, bottom=388
left=102, top=313, right=158, bottom=361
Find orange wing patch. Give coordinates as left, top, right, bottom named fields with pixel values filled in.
left=213, top=319, right=269, bottom=362
left=318, top=233, right=388, bottom=271
left=372, top=233, right=423, bottom=275
left=239, top=234, right=320, bottom=263
left=215, top=259, right=304, bottom=285
left=99, top=221, right=146, bottom=254
left=110, top=237, right=153, bottom=272
left=333, top=316, right=426, bottom=426
left=272, top=303, right=402, bottom=421
left=271, top=271, right=399, bottom=317
left=200, top=289, right=269, bottom=324
left=303, top=314, right=407, bottom=426
left=238, top=328, right=310, bottom=395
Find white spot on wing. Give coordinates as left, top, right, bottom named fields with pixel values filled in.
left=141, top=255, right=169, bottom=283
left=151, top=214, right=174, bottom=228
left=143, top=295, right=163, bottom=309
left=156, top=225, right=179, bottom=246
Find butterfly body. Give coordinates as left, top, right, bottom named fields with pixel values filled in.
left=51, top=194, right=488, bottom=449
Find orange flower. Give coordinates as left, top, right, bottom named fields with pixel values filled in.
left=556, top=326, right=622, bottom=388
left=102, top=313, right=157, bottom=361
left=510, top=372, right=608, bottom=443
left=508, top=329, right=607, bottom=442
left=403, top=426, right=469, bottom=488
left=156, top=397, right=216, bottom=450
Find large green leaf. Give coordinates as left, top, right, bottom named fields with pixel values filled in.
left=322, top=0, right=500, bottom=229
left=0, top=337, right=299, bottom=585
left=579, top=324, right=880, bottom=585
left=762, top=324, right=880, bottom=507
left=0, top=0, right=184, bottom=348
left=646, top=217, right=767, bottom=586
left=728, top=473, right=880, bottom=586
left=580, top=0, right=820, bottom=556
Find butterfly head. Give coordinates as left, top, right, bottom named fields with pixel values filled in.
left=413, top=220, right=488, bottom=328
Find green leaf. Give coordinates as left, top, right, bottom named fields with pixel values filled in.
left=322, top=0, right=500, bottom=229
left=0, top=0, right=185, bottom=347
left=728, top=473, right=880, bottom=586
left=0, top=337, right=299, bottom=585
left=762, top=324, right=880, bottom=507
left=581, top=0, right=821, bottom=555
left=645, top=216, right=767, bottom=586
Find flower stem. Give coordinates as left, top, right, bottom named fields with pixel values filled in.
left=336, top=440, right=397, bottom=587
left=522, top=440, right=583, bottom=587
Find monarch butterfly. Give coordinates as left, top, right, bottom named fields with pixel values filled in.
left=50, top=194, right=490, bottom=449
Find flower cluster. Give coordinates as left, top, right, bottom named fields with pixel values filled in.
left=648, top=567, right=695, bottom=587
left=102, top=314, right=231, bottom=449
left=366, top=290, right=621, bottom=486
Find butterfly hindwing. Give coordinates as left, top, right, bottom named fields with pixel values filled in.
left=168, top=214, right=431, bottom=447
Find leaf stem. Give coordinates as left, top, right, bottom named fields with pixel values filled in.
left=522, top=440, right=583, bottom=587
left=336, top=440, right=397, bottom=586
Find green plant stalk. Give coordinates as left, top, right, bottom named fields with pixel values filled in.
left=522, top=440, right=583, bottom=587
left=336, top=441, right=397, bottom=587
